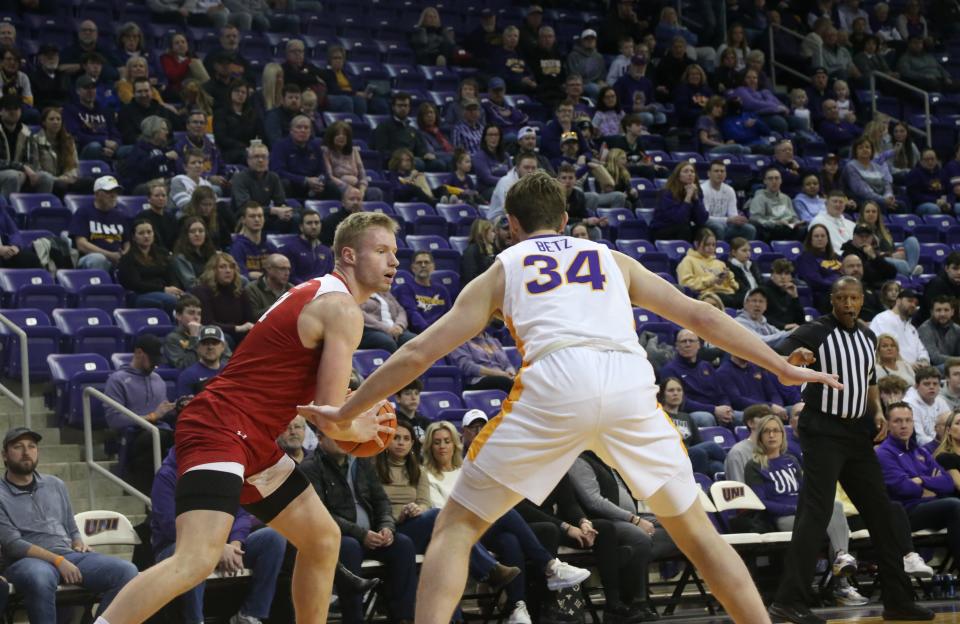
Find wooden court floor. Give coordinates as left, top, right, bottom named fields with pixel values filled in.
left=668, top=601, right=960, bottom=623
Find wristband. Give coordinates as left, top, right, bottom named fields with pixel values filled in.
left=53, top=555, right=64, bottom=567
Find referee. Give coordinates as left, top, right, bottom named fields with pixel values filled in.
left=769, top=277, right=933, bottom=624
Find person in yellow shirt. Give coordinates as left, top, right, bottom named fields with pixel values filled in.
left=676, top=227, right=739, bottom=306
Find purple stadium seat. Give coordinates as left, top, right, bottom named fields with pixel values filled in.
left=0, top=308, right=59, bottom=380
left=770, top=240, right=802, bottom=260
left=395, top=203, right=447, bottom=236
left=699, top=426, right=737, bottom=451
left=52, top=308, right=125, bottom=361
left=110, top=353, right=133, bottom=369
left=116, top=196, right=149, bottom=220
left=655, top=240, right=692, bottom=262
left=362, top=201, right=397, bottom=217
left=405, top=234, right=451, bottom=252
left=418, top=391, right=464, bottom=421
left=636, top=321, right=677, bottom=344
left=503, top=346, right=521, bottom=369
left=633, top=308, right=661, bottom=326
left=266, top=234, right=300, bottom=250
left=64, top=194, right=96, bottom=216
left=430, top=269, right=460, bottom=298
left=749, top=240, right=772, bottom=255
left=462, top=389, right=507, bottom=417
left=77, top=160, right=112, bottom=178
left=920, top=243, right=951, bottom=272
left=436, top=203, right=479, bottom=236
left=12, top=229, right=56, bottom=247
left=434, top=408, right=468, bottom=427
left=449, top=236, right=469, bottom=254
left=47, top=353, right=112, bottom=428
left=0, top=269, right=66, bottom=316
left=422, top=365, right=463, bottom=394
left=615, top=239, right=656, bottom=259
left=352, top=349, right=391, bottom=378
left=304, top=200, right=343, bottom=220
left=9, top=193, right=70, bottom=232
left=734, top=425, right=750, bottom=441
left=112, top=308, right=174, bottom=346
left=56, top=269, right=126, bottom=313
left=391, top=269, right=414, bottom=290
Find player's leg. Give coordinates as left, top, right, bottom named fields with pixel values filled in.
left=649, top=479, right=771, bottom=624
left=258, top=476, right=341, bottom=623
left=97, top=508, right=235, bottom=623
left=416, top=461, right=523, bottom=624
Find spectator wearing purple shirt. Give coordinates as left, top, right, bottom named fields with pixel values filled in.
left=715, top=355, right=792, bottom=419
left=450, top=330, right=516, bottom=394
left=470, top=125, right=511, bottom=197
left=173, top=110, right=227, bottom=191
left=230, top=202, right=278, bottom=281
left=282, top=209, right=333, bottom=284
left=659, top=328, right=737, bottom=428
left=68, top=175, right=130, bottom=271
left=270, top=115, right=330, bottom=201
left=394, top=251, right=451, bottom=334
left=62, top=75, right=120, bottom=161
left=818, top=99, right=862, bottom=155
left=482, top=77, right=529, bottom=141
left=613, top=55, right=664, bottom=127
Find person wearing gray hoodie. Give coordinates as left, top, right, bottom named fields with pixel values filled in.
left=565, top=29, right=606, bottom=97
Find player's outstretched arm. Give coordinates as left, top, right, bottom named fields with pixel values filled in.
left=612, top=251, right=842, bottom=391
left=300, top=263, right=504, bottom=424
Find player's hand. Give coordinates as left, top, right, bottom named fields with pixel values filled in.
left=57, top=558, right=83, bottom=584
left=786, top=348, right=815, bottom=367
left=777, top=364, right=842, bottom=390
left=874, top=413, right=888, bottom=443
left=299, top=400, right=394, bottom=443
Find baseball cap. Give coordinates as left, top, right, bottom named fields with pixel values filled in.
left=897, top=288, right=920, bottom=300
left=518, top=126, right=537, bottom=139
left=488, top=77, right=506, bottom=91
left=199, top=325, right=226, bottom=344
left=527, top=5, right=543, bottom=14
left=631, top=54, right=648, bottom=65
left=462, top=97, right=480, bottom=109
left=561, top=130, right=579, bottom=143
left=3, top=426, right=41, bottom=449
left=853, top=224, right=874, bottom=236
left=134, top=333, right=164, bottom=363
left=0, top=94, right=19, bottom=110
left=93, top=175, right=122, bottom=192
left=462, top=409, right=488, bottom=428
left=580, top=28, right=597, bottom=39
left=76, top=75, right=96, bottom=89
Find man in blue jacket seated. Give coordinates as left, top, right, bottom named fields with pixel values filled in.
left=877, top=401, right=960, bottom=566
left=176, top=325, right=229, bottom=399
left=659, top=329, right=738, bottom=428
left=151, top=447, right=287, bottom=624
left=394, top=251, right=451, bottom=334
left=282, top=209, right=333, bottom=284
left=269, top=115, right=334, bottom=201
left=716, top=354, right=798, bottom=422
left=0, top=426, right=136, bottom=623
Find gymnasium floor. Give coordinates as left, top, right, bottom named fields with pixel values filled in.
left=670, top=601, right=960, bottom=623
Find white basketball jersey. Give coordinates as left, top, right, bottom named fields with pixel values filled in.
left=498, top=235, right=645, bottom=364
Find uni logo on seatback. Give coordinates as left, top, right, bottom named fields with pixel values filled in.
left=84, top=517, right=119, bottom=536
left=721, top=486, right=744, bottom=502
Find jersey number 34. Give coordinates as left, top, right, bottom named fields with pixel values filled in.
left=523, top=250, right=607, bottom=294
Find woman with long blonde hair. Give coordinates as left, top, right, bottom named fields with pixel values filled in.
left=461, top=218, right=496, bottom=285
left=261, top=63, right=284, bottom=111
left=934, top=410, right=960, bottom=492
left=191, top=251, right=256, bottom=346
left=421, top=420, right=463, bottom=506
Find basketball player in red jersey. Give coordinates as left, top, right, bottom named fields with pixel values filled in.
left=96, top=212, right=399, bottom=624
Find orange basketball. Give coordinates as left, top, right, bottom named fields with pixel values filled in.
left=336, top=401, right=397, bottom=457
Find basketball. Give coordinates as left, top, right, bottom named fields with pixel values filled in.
left=336, top=401, right=397, bottom=457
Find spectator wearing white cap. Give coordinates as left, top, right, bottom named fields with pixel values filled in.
left=68, top=175, right=131, bottom=271
left=460, top=409, right=489, bottom=449
left=566, top=29, right=606, bottom=98
left=510, top=126, right=554, bottom=175
left=176, top=324, right=228, bottom=398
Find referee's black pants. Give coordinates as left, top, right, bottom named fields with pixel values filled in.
left=774, top=430, right=914, bottom=608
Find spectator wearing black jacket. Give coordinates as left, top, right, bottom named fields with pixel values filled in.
left=29, top=44, right=70, bottom=110
left=118, top=116, right=178, bottom=195
left=117, top=218, right=182, bottom=313
left=117, top=77, right=179, bottom=146
left=301, top=433, right=418, bottom=624
left=213, top=79, right=265, bottom=164
left=371, top=92, right=443, bottom=172
left=527, top=26, right=566, bottom=108
left=921, top=252, right=960, bottom=323
left=760, top=258, right=806, bottom=330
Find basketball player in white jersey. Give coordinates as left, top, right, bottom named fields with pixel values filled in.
left=301, top=172, right=842, bottom=623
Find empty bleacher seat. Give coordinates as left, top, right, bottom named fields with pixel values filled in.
left=47, top=353, right=112, bottom=428
left=418, top=391, right=464, bottom=421
left=352, top=349, right=391, bottom=378
left=9, top=193, right=70, bottom=232
left=461, top=389, right=507, bottom=417
left=422, top=365, right=463, bottom=393
left=0, top=308, right=60, bottom=381
left=699, top=426, right=737, bottom=451
left=56, top=269, right=126, bottom=313
left=52, top=308, right=126, bottom=361
left=112, top=308, right=174, bottom=346
left=431, top=270, right=460, bottom=299
left=395, top=203, right=447, bottom=236
left=0, top=268, right=67, bottom=316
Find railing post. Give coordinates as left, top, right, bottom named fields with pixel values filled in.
left=0, top=313, right=31, bottom=430
left=870, top=73, right=877, bottom=120
left=768, top=26, right=777, bottom=88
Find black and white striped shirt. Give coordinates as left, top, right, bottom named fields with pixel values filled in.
left=778, top=314, right=877, bottom=425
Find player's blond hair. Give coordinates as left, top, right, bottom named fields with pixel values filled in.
left=421, top=420, right=463, bottom=476
left=504, top=170, right=566, bottom=234
left=332, top=212, right=400, bottom=262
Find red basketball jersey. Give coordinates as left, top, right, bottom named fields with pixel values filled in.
left=188, top=273, right=351, bottom=439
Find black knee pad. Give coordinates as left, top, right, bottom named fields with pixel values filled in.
left=243, top=466, right=310, bottom=524
left=175, top=469, right=243, bottom=517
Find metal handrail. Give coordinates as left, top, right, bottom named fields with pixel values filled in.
left=768, top=23, right=821, bottom=89
left=870, top=72, right=932, bottom=148
left=83, top=387, right=159, bottom=509
left=0, top=313, right=31, bottom=430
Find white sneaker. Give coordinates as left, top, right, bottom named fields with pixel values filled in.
left=833, top=578, right=868, bottom=606
left=911, top=265, right=925, bottom=277
left=545, top=558, right=591, bottom=590
left=507, top=600, right=532, bottom=624
left=903, top=552, right=935, bottom=578
left=831, top=551, right=858, bottom=577
left=229, top=614, right=262, bottom=624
